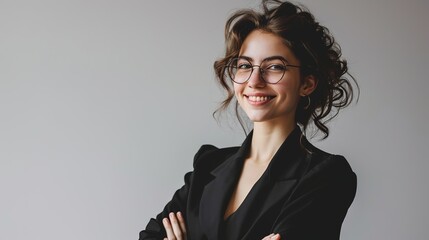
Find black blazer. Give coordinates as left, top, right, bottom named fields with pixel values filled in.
left=139, top=127, right=356, bottom=240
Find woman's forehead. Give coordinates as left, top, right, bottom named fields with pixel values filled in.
left=239, top=30, right=298, bottom=63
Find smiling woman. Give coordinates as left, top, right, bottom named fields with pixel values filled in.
left=139, top=0, right=358, bottom=239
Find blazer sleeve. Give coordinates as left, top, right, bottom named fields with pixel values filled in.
left=272, top=155, right=357, bottom=240
left=138, top=145, right=218, bottom=240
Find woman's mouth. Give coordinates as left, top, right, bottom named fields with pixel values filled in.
left=245, top=94, right=275, bottom=105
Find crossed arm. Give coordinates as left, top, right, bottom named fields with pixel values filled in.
left=140, top=147, right=356, bottom=240
left=162, top=212, right=281, bottom=240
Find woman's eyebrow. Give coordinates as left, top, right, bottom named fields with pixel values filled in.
left=237, top=55, right=289, bottom=63
left=264, top=55, right=289, bottom=62
left=237, top=55, right=253, bottom=61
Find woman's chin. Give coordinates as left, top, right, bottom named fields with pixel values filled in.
left=247, top=115, right=270, bottom=123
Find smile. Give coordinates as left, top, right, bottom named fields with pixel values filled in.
left=244, top=94, right=275, bottom=105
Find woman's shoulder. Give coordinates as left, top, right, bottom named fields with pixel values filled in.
left=304, top=143, right=355, bottom=180
left=304, top=140, right=352, bottom=171
left=192, top=144, right=240, bottom=172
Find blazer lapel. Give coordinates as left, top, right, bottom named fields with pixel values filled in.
left=241, top=127, right=311, bottom=239
left=199, top=133, right=252, bottom=240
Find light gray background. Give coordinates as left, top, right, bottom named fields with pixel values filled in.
left=1, top=0, right=428, bottom=239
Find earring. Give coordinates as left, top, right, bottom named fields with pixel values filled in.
left=304, top=95, right=311, bottom=110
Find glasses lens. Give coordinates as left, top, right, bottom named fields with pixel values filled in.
left=260, top=59, right=287, bottom=84
left=227, top=58, right=252, bottom=83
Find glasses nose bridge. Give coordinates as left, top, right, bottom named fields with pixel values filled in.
left=251, top=64, right=263, bottom=71
left=249, top=64, right=266, bottom=80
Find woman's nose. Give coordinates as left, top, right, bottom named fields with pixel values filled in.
left=247, top=67, right=266, bottom=88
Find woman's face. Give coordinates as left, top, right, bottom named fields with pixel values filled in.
left=233, top=29, right=314, bottom=125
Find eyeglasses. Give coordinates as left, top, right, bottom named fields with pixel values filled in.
left=226, top=57, right=301, bottom=84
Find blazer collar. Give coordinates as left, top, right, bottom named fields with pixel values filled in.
left=209, top=130, right=252, bottom=177
left=210, top=125, right=308, bottom=181
left=198, top=143, right=245, bottom=239
left=265, top=126, right=308, bottom=182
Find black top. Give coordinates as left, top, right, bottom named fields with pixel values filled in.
left=139, top=127, right=357, bottom=240
left=223, top=208, right=240, bottom=240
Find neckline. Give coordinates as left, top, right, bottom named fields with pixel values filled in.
left=223, top=156, right=270, bottom=221
left=222, top=125, right=304, bottom=222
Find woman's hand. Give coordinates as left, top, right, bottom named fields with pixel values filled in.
left=262, top=233, right=281, bottom=240
left=162, top=212, right=187, bottom=240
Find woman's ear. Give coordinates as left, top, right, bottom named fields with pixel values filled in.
left=300, top=75, right=317, bottom=96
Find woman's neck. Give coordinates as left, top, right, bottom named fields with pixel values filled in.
left=249, top=120, right=296, bottom=164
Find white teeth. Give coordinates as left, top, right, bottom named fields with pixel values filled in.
left=248, top=96, right=271, bottom=102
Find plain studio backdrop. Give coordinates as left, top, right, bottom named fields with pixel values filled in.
left=1, top=0, right=428, bottom=239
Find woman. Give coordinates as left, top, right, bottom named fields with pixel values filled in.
left=139, top=0, right=358, bottom=239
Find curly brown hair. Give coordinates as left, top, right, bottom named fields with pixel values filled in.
left=213, top=0, right=359, bottom=139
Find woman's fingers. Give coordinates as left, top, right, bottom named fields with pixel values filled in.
left=162, top=218, right=176, bottom=240
left=162, top=212, right=187, bottom=240
left=262, top=233, right=281, bottom=240
left=262, top=233, right=275, bottom=240
left=176, top=212, right=187, bottom=235
left=169, top=212, right=185, bottom=239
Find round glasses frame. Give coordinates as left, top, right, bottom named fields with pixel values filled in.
left=225, top=57, right=301, bottom=84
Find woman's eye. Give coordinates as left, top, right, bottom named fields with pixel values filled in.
left=238, top=63, right=252, bottom=69
left=266, top=64, right=286, bottom=71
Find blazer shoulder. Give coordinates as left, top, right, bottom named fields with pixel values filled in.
left=192, top=144, right=240, bottom=172
left=298, top=151, right=357, bottom=203
left=305, top=145, right=355, bottom=180
left=304, top=155, right=356, bottom=196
